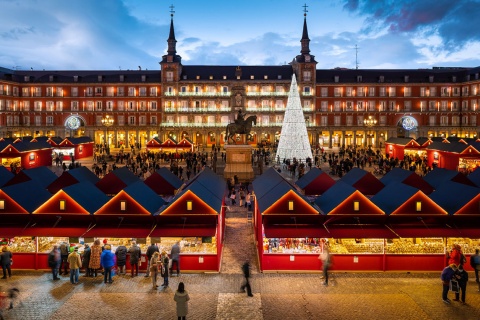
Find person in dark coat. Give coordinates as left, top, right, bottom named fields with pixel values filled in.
left=47, top=245, right=61, bottom=280
left=144, top=242, right=159, bottom=278
left=441, top=263, right=457, bottom=304
left=82, top=244, right=91, bottom=277
left=115, top=244, right=127, bottom=275
left=161, top=251, right=169, bottom=287
left=453, top=265, right=468, bottom=304
left=0, top=246, right=13, bottom=279
left=240, top=260, right=253, bottom=297
left=128, top=241, right=141, bottom=277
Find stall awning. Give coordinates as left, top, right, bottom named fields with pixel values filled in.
left=263, top=225, right=329, bottom=238
left=82, top=227, right=151, bottom=238
left=150, top=226, right=216, bottom=237
left=389, top=226, right=479, bottom=238
left=324, top=225, right=397, bottom=239
left=1, top=227, right=88, bottom=237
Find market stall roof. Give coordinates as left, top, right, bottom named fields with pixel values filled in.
left=95, top=166, right=140, bottom=195
left=159, top=168, right=224, bottom=215
left=415, top=137, right=433, bottom=147
left=95, top=181, right=164, bottom=215
left=146, top=137, right=162, bottom=147
left=3, top=166, right=58, bottom=188
left=60, top=136, right=93, bottom=145
left=47, top=171, right=78, bottom=194
left=144, top=167, right=183, bottom=196
left=372, top=182, right=447, bottom=216
left=252, top=168, right=319, bottom=214
left=68, top=166, right=100, bottom=184
left=176, top=138, right=193, bottom=150
left=35, top=182, right=109, bottom=215
left=380, top=168, right=434, bottom=195
left=0, top=166, right=14, bottom=187
left=159, top=137, right=178, bottom=149
left=314, top=181, right=384, bottom=215
left=47, top=167, right=99, bottom=194
left=295, top=167, right=335, bottom=195
left=1, top=180, right=52, bottom=213
left=338, top=167, right=385, bottom=195
left=81, top=227, right=152, bottom=238
left=424, top=167, right=477, bottom=189
left=468, top=167, right=480, bottom=187
left=426, top=141, right=472, bottom=153
left=150, top=226, right=216, bottom=237
left=385, top=137, right=415, bottom=146
left=386, top=225, right=472, bottom=238
left=323, top=225, right=397, bottom=239
left=47, top=137, right=64, bottom=146
left=429, top=181, right=480, bottom=215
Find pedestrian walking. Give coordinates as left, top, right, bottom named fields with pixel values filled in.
left=170, top=241, right=181, bottom=276
left=128, top=241, right=141, bottom=277
left=59, top=241, right=69, bottom=275
left=470, top=248, right=480, bottom=284
left=100, top=245, right=115, bottom=284
left=67, top=247, right=82, bottom=284
left=0, top=247, right=12, bottom=279
left=89, top=239, right=102, bottom=277
left=453, top=265, right=468, bottom=304
left=441, top=263, right=458, bottom=304
left=161, top=251, right=169, bottom=287
left=145, top=242, right=159, bottom=278
left=82, top=244, right=91, bottom=277
left=149, top=252, right=161, bottom=289
left=240, top=260, right=253, bottom=297
left=47, top=245, right=61, bottom=280
left=173, top=282, right=190, bottom=320
left=115, top=244, right=127, bottom=275
left=319, top=243, right=332, bottom=286
left=239, top=188, right=245, bottom=207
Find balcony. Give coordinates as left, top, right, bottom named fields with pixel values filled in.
left=164, top=107, right=231, bottom=113
left=177, top=92, right=231, bottom=97
left=246, top=92, right=288, bottom=96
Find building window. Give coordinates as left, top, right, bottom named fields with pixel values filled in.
left=334, top=76, right=339, bottom=83
left=321, top=87, right=328, bottom=97
left=71, top=87, right=78, bottom=97
left=353, top=201, right=360, bottom=211
left=288, top=201, right=294, bottom=211
left=416, top=201, right=422, bottom=212
left=46, top=101, right=54, bottom=111
left=334, top=116, right=341, bottom=126
left=303, top=71, right=311, bottom=81
left=46, top=116, right=53, bottom=125
left=166, top=71, right=174, bottom=82
left=56, top=101, right=63, bottom=111
left=96, top=101, right=102, bottom=111
left=59, top=200, right=66, bottom=211
left=151, top=116, right=157, bottom=125
left=71, top=101, right=79, bottom=111
left=128, top=116, right=135, bottom=125
left=150, top=87, right=157, bottom=96
left=117, top=101, right=124, bottom=111
left=120, top=201, right=126, bottom=211
left=117, top=87, right=124, bottom=96
left=429, top=115, right=436, bottom=125
left=150, top=101, right=157, bottom=111
left=128, top=87, right=135, bottom=96
left=106, top=101, right=113, bottom=111
left=139, top=87, right=147, bottom=96
left=187, top=201, right=193, bottom=211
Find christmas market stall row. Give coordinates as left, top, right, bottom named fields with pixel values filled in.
left=0, top=166, right=226, bottom=272
left=252, top=167, right=480, bottom=272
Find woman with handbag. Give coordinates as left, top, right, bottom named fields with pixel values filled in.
left=150, top=252, right=160, bottom=289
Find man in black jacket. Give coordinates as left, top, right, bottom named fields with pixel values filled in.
left=240, top=260, right=253, bottom=297
left=144, top=243, right=159, bottom=278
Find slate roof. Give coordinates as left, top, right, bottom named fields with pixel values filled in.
left=380, top=168, right=434, bottom=194
left=123, top=181, right=166, bottom=214
left=0, top=166, right=14, bottom=187
left=426, top=141, right=469, bottom=153
left=314, top=181, right=357, bottom=214
left=180, top=65, right=293, bottom=82
left=468, top=167, right=480, bottom=187
left=295, top=167, right=335, bottom=195
left=371, top=183, right=419, bottom=215
left=95, top=167, right=140, bottom=195
left=47, top=166, right=99, bottom=194
left=338, top=167, right=384, bottom=195
left=424, top=168, right=476, bottom=189
left=385, top=137, right=414, bottom=145
left=161, top=168, right=225, bottom=214
left=62, top=182, right=109, bottom=213
left=4, top=166, right=58, bottom=188
left=144, top=167, right=183, bottom=194
left=429, top=181, right=480, bottom=215
left=252, top=167, right=309, bottom=213
left=68, top=166, right=100, bottom=184
left=0, top=141, right=52, bottom=152
left=65, top=137, right=94, bottom=144
left=1, top=180, right=52, bottom=213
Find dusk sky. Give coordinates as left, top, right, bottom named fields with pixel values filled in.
left=1, top=0, right=480, bottom=71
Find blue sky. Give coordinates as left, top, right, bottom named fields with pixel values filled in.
left=1, top=0, right=480, bottom=71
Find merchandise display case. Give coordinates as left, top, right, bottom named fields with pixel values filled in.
left=38, top=237, right=70, bottom=253
left=0, top=237, right=36, bottom=253
left=447, top=238, right=480, bottom=254
left=158, top=237, right=217, bottom=255
left=385, top=238, right=445, bottom=254
left=262, top=238, right=322, bottom=254
left=328, top=238, right=384, bottom=254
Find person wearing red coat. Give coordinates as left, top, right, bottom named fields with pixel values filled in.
left=448, top=244, right=461, bottom=266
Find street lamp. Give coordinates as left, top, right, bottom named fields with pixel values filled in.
left=101, top=115, right=114, bottom=154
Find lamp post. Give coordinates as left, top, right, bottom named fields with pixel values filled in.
left=363, top=115, right=377, bottom=148
left=101, top=115, right=114, bottom=154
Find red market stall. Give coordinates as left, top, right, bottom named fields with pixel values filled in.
left=385, top=137, right=415, bottom=160
left=295, top=167, right=336, bottom=196
left=176, top=138, right=194, bottom=152
left=426, top=141, right=480, bottom=171
left=151, top=168, right=226, bottom=272
left=146, top=137, right=163, bottom=153
left=0, top=141, right=53, bottom=171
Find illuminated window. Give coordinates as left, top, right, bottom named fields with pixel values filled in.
left=0, top=200, right=4, bottom=210
left=120, top=201, right=126, bottom=211
left=288, top=201, right=294, bottom=211
left=59, top=200, right=66, bottom=211
left=187, top=201, right=193, bottom=211
left=416, top=201, right=422, bottom=212
left=353, top=201, right=360, bottom=211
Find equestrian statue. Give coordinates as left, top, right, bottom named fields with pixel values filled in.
left=225, top=109, right=257, bottom=144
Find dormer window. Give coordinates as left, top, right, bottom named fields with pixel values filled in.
left=264, top=75, right=268, bottom=80
left=452, top=76, right=456, bottom=83
left=379, top=76, right=384, bottom=83
left=404, top=75, right=409, bottom=83
left=278, top=75, right=282, bottom=80
left=357, top=76, right=362, bottom=82
left=183, top=75, right=187, bottom=80
left=250, top=75, right=254, bottom=80
left=429, top=75, right=434, bottom=83
left=196, top=75, right=200, bottom=80
left=98, top=75, right=103, bottom=82
left=73, top=75, right=78, bottom=82
left=142, top=75, right=146, bottom=82
left=223, top=75, right=227, bottom=80
left=334, top=76, right=339, bottom=83
left=120, top=75, right=124, bottom=82
left=49, top=75, right=54, bottom=82
left=209, top=75, right=213, bottom=80
left=24, top=76, right=30, bottom=82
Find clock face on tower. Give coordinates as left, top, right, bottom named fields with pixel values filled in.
left=65, top=116, right=81, bottom=130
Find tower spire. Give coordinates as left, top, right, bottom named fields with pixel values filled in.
left=300, top=3, right=310, bottom=55
left=167, top=4, right=177, bottom=56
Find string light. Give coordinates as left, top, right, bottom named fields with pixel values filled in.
left=276, top=74, right=313, bottom=162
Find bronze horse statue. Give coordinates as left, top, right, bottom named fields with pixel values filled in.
left=225, top=115, right=257, bottom=144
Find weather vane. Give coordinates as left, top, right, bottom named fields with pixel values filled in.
left=169, top=4, right=175, bottom=17
left=303, top=3, right=308, bottom=16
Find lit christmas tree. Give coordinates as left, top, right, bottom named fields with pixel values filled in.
left=276, top=74, right=313, bottom=162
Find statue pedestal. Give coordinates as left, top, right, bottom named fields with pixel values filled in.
left=223, top=144, right=254, bottom=182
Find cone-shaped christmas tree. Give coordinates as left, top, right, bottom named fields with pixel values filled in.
left=276, top=74, right=313, bottom=162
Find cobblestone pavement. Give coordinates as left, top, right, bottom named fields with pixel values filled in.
left=4, top=157, right=477, bottom=319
